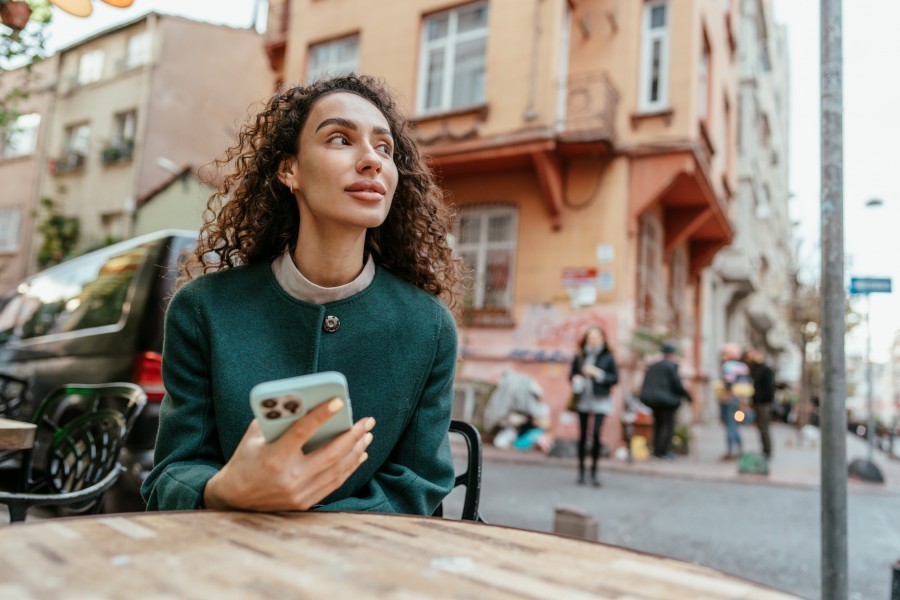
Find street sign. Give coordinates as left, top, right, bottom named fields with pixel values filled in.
left=562, top=267, right=598, bottom=287
left=849, top=277, right=892, bottom=294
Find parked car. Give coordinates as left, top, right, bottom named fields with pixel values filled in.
left=0, top=230, right=198, bottom=512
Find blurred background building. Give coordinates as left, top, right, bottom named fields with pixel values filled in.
left=1, top=0, right=801, bottom=445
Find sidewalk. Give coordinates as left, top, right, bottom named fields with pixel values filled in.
left=475, top=422, right=900, bottom=494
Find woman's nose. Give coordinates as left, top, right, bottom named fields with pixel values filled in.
left=357, top=145, right=382, bottom=173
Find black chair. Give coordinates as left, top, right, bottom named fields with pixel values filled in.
left=434, top=419, right=486, bottom=522
left=0, top=383, right=147, bottom=523
left=0, top=373, right=29, bottom=420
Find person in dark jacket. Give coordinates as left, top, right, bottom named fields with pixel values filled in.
left=639, top=342, right=692, bottom=459
left=745, top=347, right=776, bottom=458
left=569, top=326, right=618, bottom=486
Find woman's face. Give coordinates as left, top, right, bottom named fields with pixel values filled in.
left=585, top=329, right=603, bottom=349
left=284, top=92, right=399, bottom=233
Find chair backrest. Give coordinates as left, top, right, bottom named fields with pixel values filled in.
left=0, top=373, right=29, bottom=420
left=31, top=382, right=147, bottom=438
left=42, top=410, right=125, bottom=497
left=24, top=383, right=146, bottom=494
left=440, top=419, right=485, bottom=522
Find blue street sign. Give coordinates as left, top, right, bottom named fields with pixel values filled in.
left=849, top=277, right=892, bottom=294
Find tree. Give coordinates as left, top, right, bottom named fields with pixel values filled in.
left=34, top=196, right=80, bottom=268
left=1, top=0, right=52, bottom=135
left=789, top=273, right=861, bottom=427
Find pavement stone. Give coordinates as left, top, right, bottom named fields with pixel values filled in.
left=474, top=421, right=900, bottom=494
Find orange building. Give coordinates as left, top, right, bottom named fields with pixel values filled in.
left=270, top=0, right=738, bottom=444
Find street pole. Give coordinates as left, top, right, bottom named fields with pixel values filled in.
left=820, top=0, right=848, bottom=598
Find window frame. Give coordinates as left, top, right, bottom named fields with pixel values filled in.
left=416, top=1, right=489, bottom=115
left=125, top=31, right=152, bottom=69
left=455, top=203, right=518, bottom=317
left=637, top=212, right=665, bottom=326
left=77, top=49, right=105, bottom=86
left=306, top=33, right=360, bottom=82
left=1, top=112, right=41, bottom=159
left=638, top=0, right=671, bottom=113
left=0, top=208, right=22, bottom=253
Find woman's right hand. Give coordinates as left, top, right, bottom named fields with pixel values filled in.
left=202, top=398, right=375, bottom=511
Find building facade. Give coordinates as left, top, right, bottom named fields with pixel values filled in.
left=703, top=0, right=797, bottom=420
left=18, top=13, right=271, bottom=272
left=0, top=55, right=59, bottom=293
left=272, top=0, right=751, bottom=443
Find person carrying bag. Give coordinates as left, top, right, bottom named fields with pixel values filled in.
left=639, top=343, right=691, bottom=459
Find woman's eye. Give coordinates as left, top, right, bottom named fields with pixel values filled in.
left=328, top=134, right=350, bottom=146
left=376, top=142, right=393, bottom=155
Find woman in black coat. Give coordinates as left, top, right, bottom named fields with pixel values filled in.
left=569, top=326, right=618, bottom=486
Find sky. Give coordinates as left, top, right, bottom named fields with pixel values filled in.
left=37, top=0, right=900, bottom=362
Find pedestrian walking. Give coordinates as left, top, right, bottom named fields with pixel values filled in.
left=715, top=343, right=752, bottom=460
left=745, top=347, right=775, bottom=459
left=569, top=326, right=618, bottom=486
left=142, top=75, right=463, bottom=515
left=639, top=342, right=692, bottom=459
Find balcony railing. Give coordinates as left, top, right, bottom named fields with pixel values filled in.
left=559, top=70, right=620, bottom=144
left=101, top=139, right=135, bottom=166
left=50, top=153, right=86, bottom=175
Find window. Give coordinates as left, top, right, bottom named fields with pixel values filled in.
left=113, top=111, right=136, bottom=147
left=64, top=123, right=91, bottom=157
left=125, top=31, right=152, bottom=69
left=637, top=212, right=664, bottom=326
left=0, top=208, right=22, bottom=253
left=698, top=34, right=711, bottom=122
left=456, top=204, right=517, bottom=312
left=668, top=246, right=688, bottom=331
left=638, top=0, right=670, bottom=112
left=418, top=1, right=489, bottom=114
left=103, top=111, right=136, bottom=165
left=2, top=112, right=40, bottom=159
left=5, top=243, right=153, bottom=341
left=77, top=49, right=104, bottom=85
left=56, top=123, right=90, bottom=173
left=307, top=35, right=359, bottom=82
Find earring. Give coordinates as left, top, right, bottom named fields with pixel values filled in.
left=289, top=181, right=294, bottom=194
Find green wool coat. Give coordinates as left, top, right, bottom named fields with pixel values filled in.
left=141, top=261, right=457, bottom=515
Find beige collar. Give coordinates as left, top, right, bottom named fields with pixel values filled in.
left=271, top=247, right=375, bottom=304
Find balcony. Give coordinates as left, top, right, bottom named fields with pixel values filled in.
left=101, top=139, right=134, bottom=166
left=264, top=0, right=290, bottom=73
left=558, top=70, right=619, bottom=151
left=50, top=153, right=86, bottom=175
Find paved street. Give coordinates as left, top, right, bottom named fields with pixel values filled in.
left=445, top=422, right=900, bottom=600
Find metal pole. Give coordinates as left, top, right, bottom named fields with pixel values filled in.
left=820, top=0, right=848, bottom=598
left=866, top=294, right=875, bottom=463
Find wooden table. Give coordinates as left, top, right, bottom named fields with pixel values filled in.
left=0, top=417, right=35, bottom=450
left=0, top=511, right=796, bottom=599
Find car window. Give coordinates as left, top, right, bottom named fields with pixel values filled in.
left=13, top=243, right=154, bottom=340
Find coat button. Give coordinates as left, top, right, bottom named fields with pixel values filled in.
left=323, top=315, right=340, bottom=333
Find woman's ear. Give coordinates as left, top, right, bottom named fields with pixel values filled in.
left=277, top=157, right=298, bottom=191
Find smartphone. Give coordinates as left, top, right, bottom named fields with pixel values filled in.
left=249, top=371, right=353, bottom=451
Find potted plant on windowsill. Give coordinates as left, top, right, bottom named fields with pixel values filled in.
left=101, top=138, right=134, bottom=165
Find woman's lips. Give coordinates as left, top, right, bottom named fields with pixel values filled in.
left=345, top=180, right=387, bottom=202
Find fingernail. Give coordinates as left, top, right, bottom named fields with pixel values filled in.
left=359, top=452, right=369, bottom=464
left=365, top=417, right=376, bottom=431
left=364, top=432, right=373, bottom=446
left=328, top=398, right=344, bottom=413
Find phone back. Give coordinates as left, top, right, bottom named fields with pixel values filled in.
left=250, top=371, right=352, bottom=449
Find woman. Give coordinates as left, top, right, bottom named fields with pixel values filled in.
left=569, top=326, right=618, bottom=486
left=141, top=75, right=462, bottom=515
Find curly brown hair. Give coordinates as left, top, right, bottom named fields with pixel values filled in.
left=190, top=74, right=462, bottom=306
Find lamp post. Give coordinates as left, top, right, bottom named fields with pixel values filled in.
left=848, top=198, right=888, bottom=484
left=864, top=198, right=882, bottom=465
